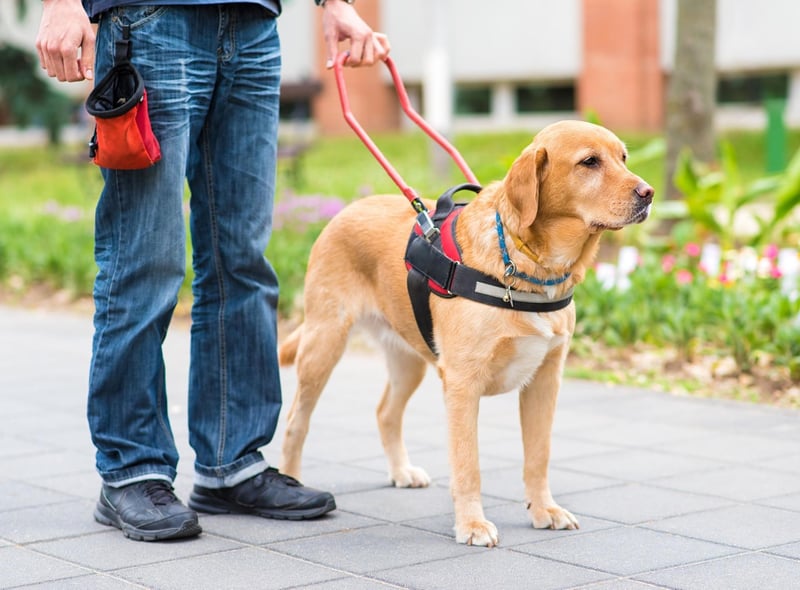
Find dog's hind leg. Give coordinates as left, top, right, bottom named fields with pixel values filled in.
left=377, top=348, right=431, bottom=488
left=279, top=321, right=351, bottom=481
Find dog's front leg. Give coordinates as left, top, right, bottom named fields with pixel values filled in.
left=443, top=379, right=498, bottom=547
left=519, top=344, right=579, bottom=530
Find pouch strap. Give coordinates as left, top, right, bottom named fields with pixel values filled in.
left=114, top=25, right=132, bottom=66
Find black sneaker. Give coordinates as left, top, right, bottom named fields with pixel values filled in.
left=94, top=480, right=202, bottom=541
left=189, top=467, right=336, bottom=520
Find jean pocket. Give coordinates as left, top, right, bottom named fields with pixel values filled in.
left=109, top=6, right=168, bottom=30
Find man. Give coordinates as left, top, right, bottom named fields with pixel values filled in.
left=36, top=0, right=390, bottom=541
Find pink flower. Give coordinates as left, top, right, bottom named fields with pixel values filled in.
left=676, top=269, right=693, bottom=285
left=661, top=254, right=676, bottom=273
left=770, top=267, right=783, bottom=279
left=685, top=243, right=701, bottom=257
left=763, top=243, right=779, bottom=259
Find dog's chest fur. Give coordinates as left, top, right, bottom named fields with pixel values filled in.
left=482, top=313, right=570, bottom=395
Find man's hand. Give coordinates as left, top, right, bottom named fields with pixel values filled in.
left=321, top=0, right=390, bottom=68
left=36, top=0, right=96, bottom=82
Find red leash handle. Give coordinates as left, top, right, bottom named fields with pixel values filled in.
left=333, top=53, right=480, bottom=206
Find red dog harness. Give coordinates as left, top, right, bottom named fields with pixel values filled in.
left=404, top=184, right=574, bottom=354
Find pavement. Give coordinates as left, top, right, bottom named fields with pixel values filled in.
left=1, top=304, right=800, bottom=590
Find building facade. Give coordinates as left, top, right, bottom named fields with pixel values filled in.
left=4, top=0, right=800, bottom=135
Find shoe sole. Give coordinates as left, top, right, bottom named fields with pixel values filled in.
left=188, top=494, right=336, bottom=521
left=94, top=502, right=202, bottom=542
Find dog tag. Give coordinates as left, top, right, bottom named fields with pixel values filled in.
left=503, top=286, right=514, bottom=307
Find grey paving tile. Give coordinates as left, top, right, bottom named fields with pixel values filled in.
left=515, top=526, right=740, bottom=576
left=0, top=545, right=90, bottom=587
left=0, top=498, right=105, bottom=543
left=558, top=448, right=720, bottom=482
left=0, top=480, right=79, bottom=512
left=651, top=465, right=800, bottom=502
left=644, top=504, right=800, bottom=550
left=293, top=427, right=400, bottom=465
left=549, top=436, right=627, bottom=462
left=549, top=407, right=622, bottom=435
left=761, top=453, right=800, bottom=474
left=33, top=529, right=241, bottom=571
left=635, top=552, right=800, bottom=590
left=16, top=425, right=95, bottom=453
left=469, top=465, right=619, bottom=503
left=113, top=546, right=341, bottom=589
left=30, top=470, right=105, bottom=502
left=403, top=500, right=621, bottom=547
left=20, top=574, right=145, bottom=589
left=334, top=484, right=460, bottom=523
left=271, top=524, right=468, bottom=574
left=652, top=432, right=800, bottom=465
left=566, top=419, right=707, bottom=449
left=767, top=541, right=800, bottom=560
left=199, top=510, right=383, bottom=545
left=293, top=460, right=398, bottom=495
left=758, top=492, right=800, bottom=512
left=558, top=483, right=732, bottom=525
left=373, top=548, right=612, bottom=590
left=303, top=576, right=408, bottom=589
left=3, top=448, right=95, bottom=479
left=578, top=580, right=671, bottom=589
left=0, top=433, right=51, bottom=459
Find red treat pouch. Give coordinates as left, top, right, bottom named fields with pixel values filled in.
left=86, top=61, right=161, bottom=170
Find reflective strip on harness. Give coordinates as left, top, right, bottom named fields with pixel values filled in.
left=474, top=282, right=574, bottom=304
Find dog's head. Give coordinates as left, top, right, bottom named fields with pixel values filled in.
left=504, top=120, right=653, bottom=233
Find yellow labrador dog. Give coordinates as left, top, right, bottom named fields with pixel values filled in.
left=278, top=120, right=653, bottom=547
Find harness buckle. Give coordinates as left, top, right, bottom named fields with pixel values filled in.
left=416, top=210, right=440, bottom=241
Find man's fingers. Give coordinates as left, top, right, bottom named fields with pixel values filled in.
left=325, top=34, right=339, bottom=69
left=373, top=33, right=391, bottom=61
left=347, top=38, right=365, bottom=66
left=80, top=31, right=96, bottom=80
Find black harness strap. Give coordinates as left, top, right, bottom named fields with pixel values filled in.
left=404, top=184, right=573, bottom=355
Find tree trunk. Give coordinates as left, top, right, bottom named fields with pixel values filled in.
left=665, top=0, right=717, bottom=200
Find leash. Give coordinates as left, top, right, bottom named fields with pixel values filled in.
left=333, top=53, right=480, bottom=240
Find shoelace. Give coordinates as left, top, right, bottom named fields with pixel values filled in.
left=141, top=481, right=180, bottom=506
left=262, top=467, right=301, bottom=487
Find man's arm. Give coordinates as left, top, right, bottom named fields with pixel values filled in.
left=36, top=0, right=96, bottom=82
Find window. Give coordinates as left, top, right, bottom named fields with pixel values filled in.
left=454, top=86, right=492, bottom=115
left=717, top=73, right=789, bottom=105
left=515, top=84, right=575, bottom=113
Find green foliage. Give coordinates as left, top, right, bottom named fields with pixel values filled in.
left=0, top=212, right=95, bottom=295
left=0, top=44, right=74, bottom=144
left=267, top=223, right=324, bottom=317
left=576, top=248, right=800, bottom=378
left=668, top=137, right=800, bottom=248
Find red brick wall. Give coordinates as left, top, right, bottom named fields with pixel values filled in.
left=579, top=0, right=663, bottom=131
left=312, top=1, right=399, bottom=135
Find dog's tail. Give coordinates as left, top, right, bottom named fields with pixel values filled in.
left=278, top=325, right=302, bottom=366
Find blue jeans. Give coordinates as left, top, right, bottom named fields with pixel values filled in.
left=88, top=4, right=282, bottom=489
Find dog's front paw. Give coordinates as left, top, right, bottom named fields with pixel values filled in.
left=528, top=503, right=579, bottom=530
left=391, top=465, right=431, bottom=488
left=455, top=519, right=499, bottom=547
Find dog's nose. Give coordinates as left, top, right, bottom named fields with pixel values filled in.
left=634, top=182, right=654, bottom=203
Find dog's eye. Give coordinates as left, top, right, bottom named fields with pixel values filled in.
left=622, top=153, right=628, bottom=163
left=580, top=156, right=599, bottom=168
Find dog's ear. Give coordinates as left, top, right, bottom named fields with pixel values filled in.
left=504, top=147, right=548, bottom=228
